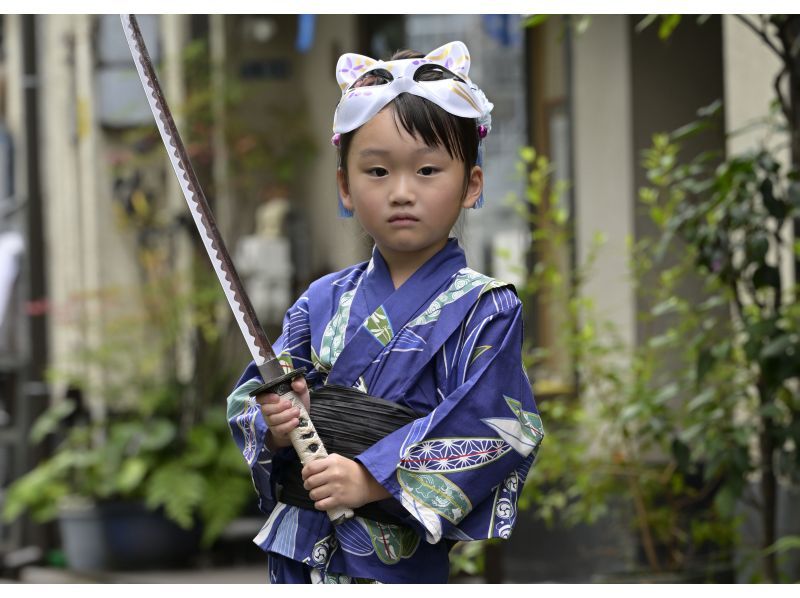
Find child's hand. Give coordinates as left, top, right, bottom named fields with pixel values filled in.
left=302, top=454, right=391, bottom=511
left=255, top=377, right=310, bottom=451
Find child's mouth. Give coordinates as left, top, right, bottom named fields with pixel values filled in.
left=388, top=213, right=419, bottom=226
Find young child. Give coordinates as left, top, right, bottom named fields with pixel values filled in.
left=227, top=41, right=543, bottom=584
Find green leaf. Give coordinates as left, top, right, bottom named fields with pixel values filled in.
left=654, top=382, right=679, bottom=405
left=139, top=419, right=177, bottom=451
left=30, top=400, right=77, bottom=444
left=764, top=535, right=800, bottom=556
left=116, top=458, right=148, bottom=494
left=574, top=16, right=592, bottom=36
left=145, top=464, right=206, bottom=529
left=658, top=15, right=682, bottom=40
left=697, top=99, right=723, bottom=119
left=671, top=119, right=711, bottom=142
left=523, top=14, right=550, bottom=28
left=652, top=297, right=680, bottom=316
left=519, top=146, right=536, bottom=164
left=671, top=438, right=691, bottom=473
left=688, top=387, right=716, bottom=411
left=696, top=348, right=715, bottom=385
left=760, top=334, right=796, bottom=360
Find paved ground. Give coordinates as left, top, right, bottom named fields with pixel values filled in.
left=16, top=565, right=267, bottom=584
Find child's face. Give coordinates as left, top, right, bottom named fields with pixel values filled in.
left=337, top=107, right=483, bottom=267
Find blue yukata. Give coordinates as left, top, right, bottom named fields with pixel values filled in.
left=226, top=238, right=543, bottom=583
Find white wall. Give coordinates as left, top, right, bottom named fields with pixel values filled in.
left=572, top=15, right=636, bottom=349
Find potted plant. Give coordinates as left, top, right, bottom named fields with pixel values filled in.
left=1, top=265, right=254, bottom=571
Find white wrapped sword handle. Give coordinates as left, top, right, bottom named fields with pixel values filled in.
left=251, top=368, right=354, bottom=524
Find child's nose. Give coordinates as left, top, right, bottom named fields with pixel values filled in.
left=389, top=175, right=416, bottom=205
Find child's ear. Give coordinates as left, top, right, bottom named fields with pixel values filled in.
left=461, top=166, right=484, bottom=209
left=336, top=168, right=354, bottom=212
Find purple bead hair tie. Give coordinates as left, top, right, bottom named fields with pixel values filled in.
left=478, top=125, right=488, bottom=139
left=331, top=133, right=341, bottom=147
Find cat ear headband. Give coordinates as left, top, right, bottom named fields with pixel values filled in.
left=332, top=41, right=493, bottom=215
left=332, top=40, right=493, bottom=136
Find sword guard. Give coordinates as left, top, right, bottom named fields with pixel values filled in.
left=248, top=367, right=307, bottom=398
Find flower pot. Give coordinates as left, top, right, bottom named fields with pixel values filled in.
left=58, top=500, right=202, bottom=571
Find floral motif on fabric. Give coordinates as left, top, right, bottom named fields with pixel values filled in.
left=399, top=438, right=511, bottom=473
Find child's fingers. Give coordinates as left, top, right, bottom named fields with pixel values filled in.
left=313, top=496, right=338, bottom=512
left=302, top=469, right=330, bottom=492
left=270, top=418, right=300, bottom=437
left=265, top=406, right=300, bottom=426
left=258, top=399, right=294, bottom=417
left=301, top=456, right=330, bottom=480
left=255, top=392, right=281, bottom=406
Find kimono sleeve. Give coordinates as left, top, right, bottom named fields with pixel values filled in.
left=225, top=293, right=314, bottom=515
left=355, top=288, right=544, bottom=544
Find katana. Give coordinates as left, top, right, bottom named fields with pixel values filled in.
left=121, top=14, right=353, bottom=525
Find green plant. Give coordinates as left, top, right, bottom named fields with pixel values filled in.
left=1, top=34, right=306, bottom=545
left=511, top=146, right=741, bottom=578
left=1, top=267, right=253, bottom=547
left=640, top=100, right=800, bottom=582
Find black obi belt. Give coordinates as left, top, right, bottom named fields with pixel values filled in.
left=277, top=384, right=420, bottom=525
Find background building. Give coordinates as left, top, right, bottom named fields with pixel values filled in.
left=0, top=14, right=793, bottom=582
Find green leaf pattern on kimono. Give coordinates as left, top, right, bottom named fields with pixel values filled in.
left=319, top=289, right=356, bottom=368
left=408, top=269, right=503, bottom=328
left=310, top=345, right=330, bottom=375
left=364, top=305, right=394, bottom=346
left=505, top=396, right=544, bottom=443
left=469, top=345, right=492, bottom=366
left=397, top=469, right=472, bottom=524
left=360, top=518, right=421, bottom=565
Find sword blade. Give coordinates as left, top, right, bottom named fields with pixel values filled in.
left=121, top=14, right=279, bottom=374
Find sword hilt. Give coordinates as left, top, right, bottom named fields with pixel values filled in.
left=250, top=368, right=354, bottom=525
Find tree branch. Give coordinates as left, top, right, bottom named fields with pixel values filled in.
left=773, top=67, right=793, bottom=128
left=734, top=15, right=784, bottom=60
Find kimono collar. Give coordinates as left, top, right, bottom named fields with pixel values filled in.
left=362, top=239, right=467, bottom=313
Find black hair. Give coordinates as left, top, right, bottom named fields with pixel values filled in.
left=337, top=49, right=480, bottom=196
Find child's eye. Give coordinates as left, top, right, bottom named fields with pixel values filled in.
left=418, top=166, right=438, bottom=176
left=367, top=167, right=388, bottom=177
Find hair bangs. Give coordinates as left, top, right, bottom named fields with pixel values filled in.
left=391, top=93, right=471, bottom=165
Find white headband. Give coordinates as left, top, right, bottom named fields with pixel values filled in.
left=332, top=41, right=493, bottom=137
